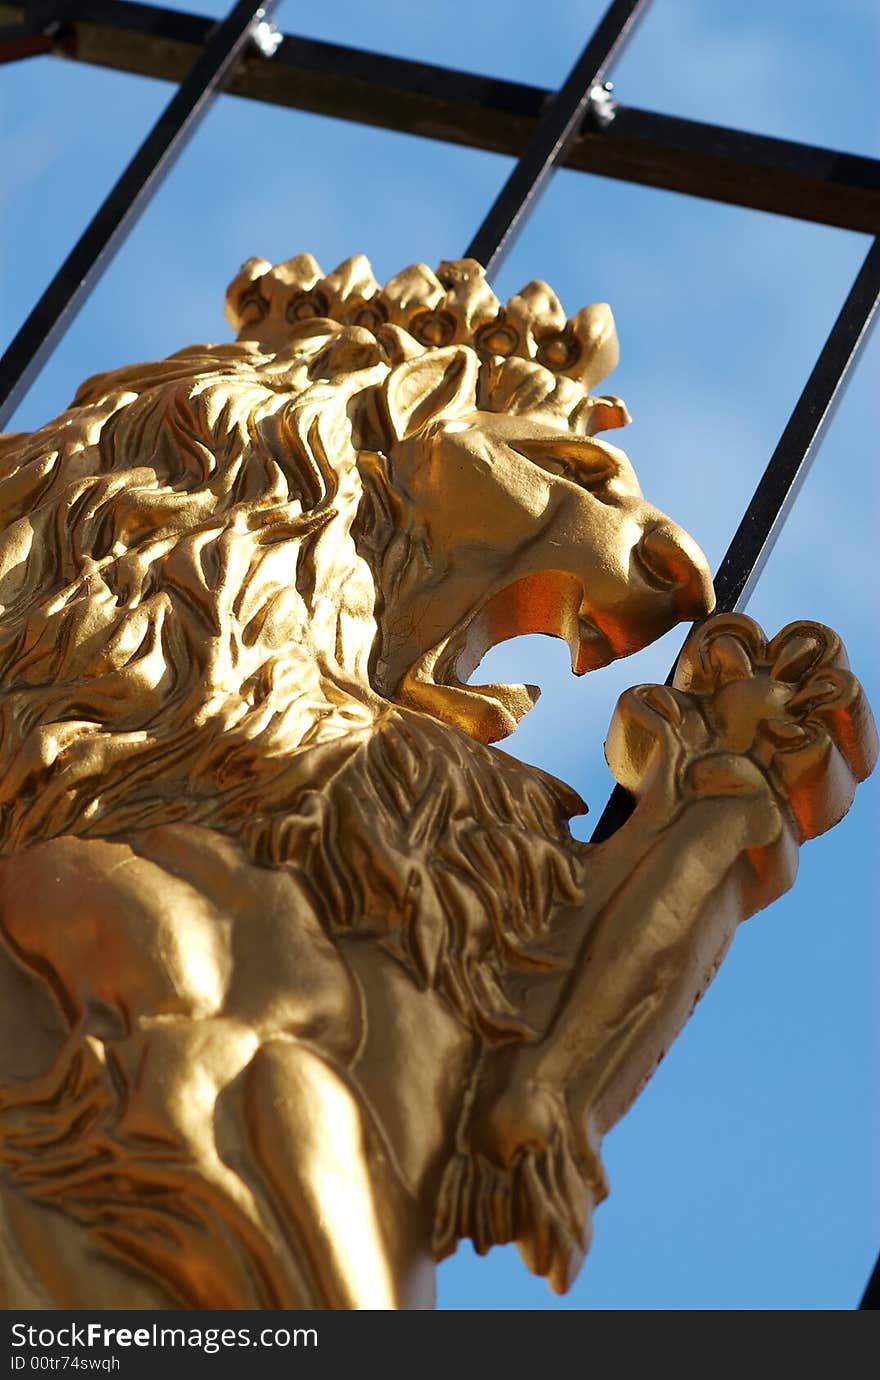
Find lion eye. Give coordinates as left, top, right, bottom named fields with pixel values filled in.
left=536, top=456, right=571, bottom=478
left=515, top=445, right=614, bottom=494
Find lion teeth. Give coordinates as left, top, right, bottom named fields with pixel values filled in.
left=573, top=618, right=613, bottom=676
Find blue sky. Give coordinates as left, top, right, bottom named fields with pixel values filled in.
left=2, top=0, right=877, bottom=1310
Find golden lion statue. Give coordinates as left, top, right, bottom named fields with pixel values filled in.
left=0, top=255, right=874, bottom=1308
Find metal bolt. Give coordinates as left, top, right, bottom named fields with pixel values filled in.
left=250, top=11, right=282, bottom=58
left=586, top=80, right=617, bottom=129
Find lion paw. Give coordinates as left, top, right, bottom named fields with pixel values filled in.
left=675, top=615, right=877, bottom=839
left=432, top=1078, right=606, bottom=1295
left=608, top=615, right=877, bottom=839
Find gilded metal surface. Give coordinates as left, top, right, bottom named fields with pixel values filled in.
left=0, top=256, right=874, bottom=1308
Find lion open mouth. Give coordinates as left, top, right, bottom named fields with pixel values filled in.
left=397, top=571, right=615, bottom=743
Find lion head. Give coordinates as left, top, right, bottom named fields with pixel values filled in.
left=0, top=254, right=713, bottom=860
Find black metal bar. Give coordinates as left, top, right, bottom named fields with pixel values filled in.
left=0, top=0, right=276, bottom=429
left=465, top=0, right=651, bottom=274
left=601, top=106, right=880, bottom=235
left=591, top=235, right=880, bottom=843
left=859, top=1253, right=880, bottom=1308
left=2, top=2, right=878, bottom=234
left=0, top=17, right=58, bottom=62
left=712, top=237, right=880, bottom=612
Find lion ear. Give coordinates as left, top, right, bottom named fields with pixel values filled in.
left=381, top=346, right=478, bottom=441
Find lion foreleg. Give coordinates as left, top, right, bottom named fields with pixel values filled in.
left=535, top=783, right=797, bottom=1129
left=440, top=773, right=797, bottom=1290
left=242, top=1038, right=434, bottom=1310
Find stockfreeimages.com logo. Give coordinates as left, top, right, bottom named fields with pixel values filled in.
left=11, top=1323, right=317, bottom=1358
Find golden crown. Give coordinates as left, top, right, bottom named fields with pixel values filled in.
left=225, top=254, right=620, bottom=391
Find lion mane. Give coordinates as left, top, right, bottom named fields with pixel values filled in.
left=0, top=319, right=587, bottom=1038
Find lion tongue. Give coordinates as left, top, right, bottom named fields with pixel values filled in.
left=397, top=674, right=540, bottom=744
left=471, top=679, right=541, bottom=723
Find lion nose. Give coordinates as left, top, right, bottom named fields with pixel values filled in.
left=637, top=525, right=715, bottom=618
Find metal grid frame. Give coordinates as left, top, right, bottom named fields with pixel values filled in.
left=1, top=0, right=877, bottom=1308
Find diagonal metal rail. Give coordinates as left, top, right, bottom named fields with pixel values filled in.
left=0, top=0, right=277, bottom=430
left=591, top=234, right=880, bottom=842
left=709, top=238, right=880, bottom=610
left=859, top=1252, right=880, bottom=1309
left=465, top=0, right=651, bottom=274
